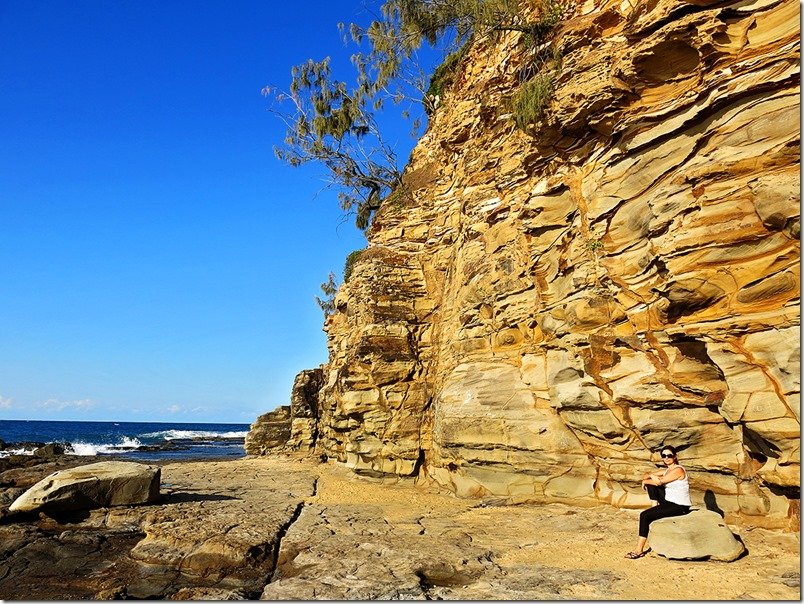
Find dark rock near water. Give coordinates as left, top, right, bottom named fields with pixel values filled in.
left=33, top=443, right=66, bottom=458
left=135, top=440, right=191, bottom=452
left=5, top=441, right=46, bottom=453
left=189, top=436, right=245, bottom=442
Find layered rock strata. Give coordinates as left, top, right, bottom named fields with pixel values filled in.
left=258, top=0, right=800, bottom=529
left=244, top=406, right=292, bottom=455
left=245, top=368, right=324, bottom=455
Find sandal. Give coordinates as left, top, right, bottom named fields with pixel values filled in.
left=625, top=549, right=650, bottom=559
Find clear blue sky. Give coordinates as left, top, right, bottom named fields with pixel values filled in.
left=0, top=1, right=422, bottom=424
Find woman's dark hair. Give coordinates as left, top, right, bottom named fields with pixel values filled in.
left=659, top=445, right=678, bottom=457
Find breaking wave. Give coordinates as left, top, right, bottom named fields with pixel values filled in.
left=0, top=420, right=251, bottom=461
left=0, top=448, right=34, bottom=458
left=69, top=437, right=143, bottom=456
left=138, top=429, right=247, bottom=440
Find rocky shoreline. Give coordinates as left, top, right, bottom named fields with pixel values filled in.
left=0, top=438, right=199, bottom=459
left=0, top=454, right=799, bottom=600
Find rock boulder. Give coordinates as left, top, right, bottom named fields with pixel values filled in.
left=33, top=443, right=66, bottom=458
left=9, top=461, right=161, bottom=514
left=650, top=509, right=746, bottom=562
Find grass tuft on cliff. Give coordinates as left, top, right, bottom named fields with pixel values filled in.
left=512, top=72, right=555, bottom=129
left=344, top=249, right=365, bottom=282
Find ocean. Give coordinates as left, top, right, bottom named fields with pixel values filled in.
left=0, top=419, right=251, bottom=462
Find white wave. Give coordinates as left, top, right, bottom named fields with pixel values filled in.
left=138, top=429, right=247, bottom=440
left=0, top=448, right=35, bottom=458
left=69, top=437, right=143, bottom=456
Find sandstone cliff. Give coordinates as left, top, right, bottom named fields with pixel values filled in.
left=252, top=0, right=800, bottom=529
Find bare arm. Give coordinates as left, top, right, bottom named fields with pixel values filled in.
left=642, top=466, right=684, bottom=487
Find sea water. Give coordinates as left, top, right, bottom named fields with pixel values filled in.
left=0, top=419, right=251, bottom=462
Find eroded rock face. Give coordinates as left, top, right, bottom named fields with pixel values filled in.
left=310, top=0, right=800, bottom=529
left=9, top=461, right=160, bottom=514
left=245, top=368, right=324, bottom=455
left=287, top=367, right=324, bottom=451
left=0, top=458, right=319, bottom=600
left=245, top=406, right=292, bottom=455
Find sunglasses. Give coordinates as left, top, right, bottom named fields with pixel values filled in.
left=660, top=452, right=675, bottom=458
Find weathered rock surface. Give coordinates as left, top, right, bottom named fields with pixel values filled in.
left=9, top=461, right=161, bottom=514
left=287, top=367, right=324, bottom=451
left=0, top=458, right=798, bottom=600
left=244, top=406, right=292, bottom=455
left=650, top=509, right=746, bottom=561
left=245, top=368, right=324, bottom=455
left=0, top=454, right=113, bottom=519
left=261, top=0, right=800, bottom=529
left=123, top=459, right=316, bottom=598
left=0, top=458, right=318, bottom=600
left=259, top=460, right=798, bottom=600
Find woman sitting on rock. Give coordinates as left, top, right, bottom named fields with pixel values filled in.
left=625, top=445, right=692, bottom=559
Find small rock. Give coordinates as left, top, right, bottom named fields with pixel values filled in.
left=778, top=571, right=800, bottom=588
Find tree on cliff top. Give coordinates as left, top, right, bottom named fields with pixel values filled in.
left=266, top=0, right=565, bottom=230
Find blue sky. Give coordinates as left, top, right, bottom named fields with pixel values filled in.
left=0, top=1, right=425, bottom=423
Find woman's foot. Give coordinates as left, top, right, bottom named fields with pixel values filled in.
left=624, top=548, right=650, bottom=559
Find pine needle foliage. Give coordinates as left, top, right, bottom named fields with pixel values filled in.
left=268, top=0, right=568, bottom=230
left=316, top=272, right=339, bottom=318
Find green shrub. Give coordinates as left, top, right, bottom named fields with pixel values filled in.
left=510, top=0, right=567, bottom=131
left=425, top=42, right=470, bottom=112
left=344, top=248, right=365, bottom=282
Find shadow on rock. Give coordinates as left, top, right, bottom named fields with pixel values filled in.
left=703, top=490, right=725, bottom=517
left=162, top=491, right=240, bottom=503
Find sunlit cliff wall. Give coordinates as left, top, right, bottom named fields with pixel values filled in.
left=255, top=0, right=800, bottom=529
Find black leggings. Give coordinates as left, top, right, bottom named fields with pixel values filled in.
left=639, top=501, right=691, bottom=538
